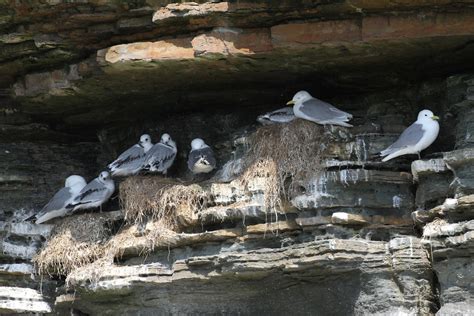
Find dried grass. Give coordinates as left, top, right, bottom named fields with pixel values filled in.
left=120, top=176, right=209, bottom=230
left=33, top=213, right=111, bottom=277
left=240, top=119, right=328, bottom=211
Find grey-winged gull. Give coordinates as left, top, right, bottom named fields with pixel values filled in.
left=143, top=133, right=177, bottom=174
left=67, top=171, right=115, bottom=211
left=286, top=90, right=353, bottom=127
left=108, top=134, right=153, bottom=177
left=257, top=107, right=295, bottom=125
left=187, top=138, right=216, bottom=174
left=380, top=109, right=440, bottom=162
left=26, top=175, right=87, bottom=224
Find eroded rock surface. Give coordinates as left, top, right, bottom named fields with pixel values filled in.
left=1, top=1, right=474, bottom=315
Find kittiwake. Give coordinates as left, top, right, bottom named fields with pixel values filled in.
left=67, top=171, right=115, bottom=211
left=26, top=175, right=87, bottom=224
left=379, top=109, right=440, bottom=162
left=143, top=133, right=177, bottom=174
left=187, top=138, right=216, bottom=174
left=257, top=107, right=295, bottom=125
left=286, top=90, right=353, bottom=127
left=108, top=134, right=153, bottom=177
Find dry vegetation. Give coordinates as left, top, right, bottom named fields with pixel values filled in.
left=33, top=213, right=112, bottom=276
left=120, top=176, right=209, bottom=230
left=240, top=119, right=328, bottom=211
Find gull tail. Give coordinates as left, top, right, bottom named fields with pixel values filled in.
left=24, top=214, right=36, bottom=222
left=335, top=121, right=353, bottom=128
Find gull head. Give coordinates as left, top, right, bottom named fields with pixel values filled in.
left=139, top=134, right=152, bottom=146
left=99, top=171, right=111, bottom=182
left=418, top=109, right=439, bottom=122
left=191, top=138, right=206, bottom=150
left=160, top=133, right=172, bottom=145
left=65, top=175, right=86, bottom=188
left=287, top=90, right=313, bottom=105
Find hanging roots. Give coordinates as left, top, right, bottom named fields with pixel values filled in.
left=240, top=119, right=329, bottom=211
left=120, top=176, right=209, bottom=231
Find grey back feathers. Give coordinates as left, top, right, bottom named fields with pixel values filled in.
left=380, top=123, right=424, bottom=157
left=257, top=107, right=295, bottom=125
left=188, top=138, right=216, bottom=174
left=289, top=90, right=353, bottom=127
left=67, top=171, right=115, bottom=211
left=31, top=175, right=87, bottom=224
left=143, top=133, right=177, bottom=174
left=300, top=98, right=353, bottom=126
left=108, top=134, right=153, bottom=177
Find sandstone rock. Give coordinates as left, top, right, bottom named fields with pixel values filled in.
left=62, top=237, right=435, bottom=315
left=0, top=287, right=51, bottom=314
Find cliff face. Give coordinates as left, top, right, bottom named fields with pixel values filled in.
left=0, top=1, right=474, bottom=315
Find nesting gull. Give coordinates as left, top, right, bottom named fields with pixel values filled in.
left=286, top=90, right=353, bottom=127
left=108, top=134, right=153, bottom=177
left=26, top=175, right=87, bottom=224
left=67, top=171, right=115, bottom=211
left=143, top=133, right=177, bottom=174
left=187, top=138, right=216, bottom=174
left=379, top=109, right=440, bottom=162
left=257, top=107, right=295, bottom=125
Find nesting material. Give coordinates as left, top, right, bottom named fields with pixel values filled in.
left=105, top=221, right=176, bottom=259
left=241, top=119, right=328, bottom=210
left=33, top=213, right=112, bottom=277
left=120, top=176, right=209, bottom=230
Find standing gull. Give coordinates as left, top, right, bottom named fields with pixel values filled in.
left=187, top=138, right=216, bottom=174
left=108, top=134, right=153, bottom=177
left=379, top=109, right=440, bottom=162
left=26, top=175, right=87, bottom=224
left=286, top=90, right=353, bottom=127
left=67, top=171, right=115, bottom=211
left=143, top=133, right=177, bottom=174
left=257, top=107, right=295, bottom=125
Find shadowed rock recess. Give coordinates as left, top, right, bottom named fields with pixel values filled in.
left=1, top=0, right=474, bottom=315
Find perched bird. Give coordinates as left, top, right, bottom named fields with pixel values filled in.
left=379, top=109, right=440, bottom=162
left=67, top=171, right=115, bottom=211
left=286, top=90, right=353, bottom=127
left=257, top=107, right=295, bottom=125
left=143, top=133, right=177, bottom=174
left=25, top=175, right=87, bottom=224
left=108, top=134, right=153, bottom=177
left=187, top=138, right=216, bottom=174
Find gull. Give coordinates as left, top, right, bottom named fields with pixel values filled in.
left=257, top=107, right=295, bottom=125
left=108, top=134, right=153, bottom=177
left=380, top=109, right=440, bottom=162
left=287, top=90, right=353, bottom=127
left=143, top=133, right=177, bottom=175
left=25, top=175, right=86, bottom=224
left=67, top=171, right=115, bottom=211
left=187, top=138, right=216, bottom=174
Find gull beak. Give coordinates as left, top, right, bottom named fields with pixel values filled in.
left=432, top=115, right=440, bottom=120
left=286, top=100, right=295, bottom=105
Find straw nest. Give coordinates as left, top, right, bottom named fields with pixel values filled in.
left=120, top=176, right=210, bottom=230
left=33, top=213, right=112, bottom=277
left=239, top=119, right=328, bottom=211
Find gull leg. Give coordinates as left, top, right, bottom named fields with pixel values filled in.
left=417, top=152, right=421, bottom=160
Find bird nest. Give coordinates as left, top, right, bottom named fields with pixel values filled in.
left=119, top=176, right=210, bottom=230
left=33, top=213, right=113, bottom=277
left=240, top=119, right=329, bottom=211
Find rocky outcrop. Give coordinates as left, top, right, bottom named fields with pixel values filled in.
left=61, top=237, right=435, bottom=315
left=1, top=1, right=474, bottom=315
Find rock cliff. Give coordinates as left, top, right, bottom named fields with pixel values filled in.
left=0, top=1, right=473, bottom=315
